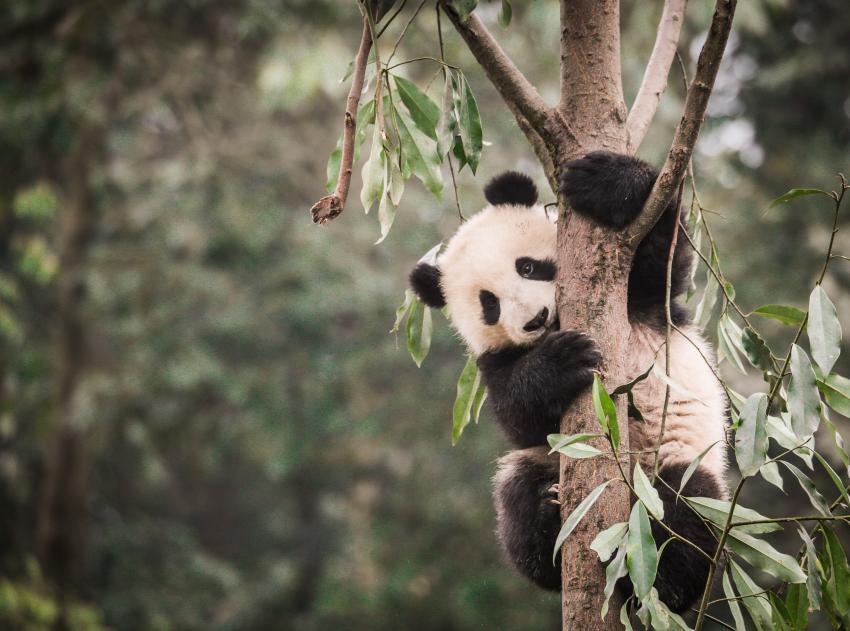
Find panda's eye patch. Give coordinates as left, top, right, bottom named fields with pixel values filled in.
left=516, top=257, right=556, bottom=281
left=479, top=289, right=500, bottom=325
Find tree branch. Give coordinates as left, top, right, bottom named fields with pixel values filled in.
left=310, top=12, right=373, bottom=225
left=626, top=0, right=688, bottom=153
left=625, top=0, right=737, bottom=246
left=437, top=2, right=557, bottom=147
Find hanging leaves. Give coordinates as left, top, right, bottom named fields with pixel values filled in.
left=807, top=285, right=842, bottom=375
left=452, top=354, right=487, bottom=444
left=626, top=502, right=657, bottom=600
left=751, top=303, right=807, bottom=327
left=592, top=374, right=620, bottom=448
left=552, top=480, right=613, bottom=563
left=590, top=521, right=629, bottom=563
left=735, top=392, right=769, bottom=477
left=450, top=71, right=483, bottom=173
left=767, top=187, right=830, bottom=210
left=787, top=344, right=822, bottom=439
left=632, top=463, right=664, bottom=520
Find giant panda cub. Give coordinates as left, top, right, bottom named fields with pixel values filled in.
left=408, top=151, right=728, bottom=613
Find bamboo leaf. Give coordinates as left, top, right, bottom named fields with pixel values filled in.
left=391, top=290, right=415, bottom=335
left=718, top=314, right=747, bottom=374
left=818, top=373, right=850, bottom=416
left=406, top=298, right=432, bottom=367
left=781, top=461, right=832, bottom=516
left=626, top=502, right=657, bottom=599
left=601, top=544, right=628, bottom=619
left=767, top=187, right=830, bottom=210
left=393, top=75, right=439, bottom=140
left=813, top=451, right=849, bottom=506
left=395, top=98, right=443, bottom=199
left=751, top=304, right=807, bottom=327
left=446, top=0, right=478, bottom=22
left=590, top=521, right=628, bottom=563
left=633, top=463, right=664, bottom=520
left=360, top=125, right=386, bottom=213
left=552, top=480, right=612, bottom=563
left=592, top=374, right=619, bottom=448
left=783, top=583, right=809, bottom=631
left=722, top=568, right=747, bottom=631
left=547, top=432, right=599, bottom=454
left=798, top=527, right=822, bottom=610
left=452, top=355, right=483, bottom=444
left=727, top=529, right=807, bottom=583
left=742, top=327, right=773, bottom=372
left=759, top=461, right=785, bottom=492
left=730, top=560, right=773, bottom=631
left=735, top=392, right=769, bottom=478
left=788, top=344, right=822, bottom=439
left=679, top=441, right=721, bottom=493
left=550, top=442, right=602, bottom=459
left=498, top=0, right=512, bottom=27
left=686, top=496, right=781, bottom=534
left=822, top=526, right=850, bottom=618
left=451, top=72, right=483, bottom=173
left=808, top=285, right=842, bottom=375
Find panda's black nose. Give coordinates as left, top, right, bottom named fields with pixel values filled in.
left=523, top=307, right=549, bottom=332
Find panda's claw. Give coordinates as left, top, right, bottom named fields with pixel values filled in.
left=547, top=484, right=561, bottom=505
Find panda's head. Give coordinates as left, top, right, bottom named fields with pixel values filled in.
left=409, top=171, right=558, bottom=355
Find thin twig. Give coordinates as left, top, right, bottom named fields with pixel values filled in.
left=310, top=4, right=373, bottom=224
left=386, top=0, right=428, bottom=64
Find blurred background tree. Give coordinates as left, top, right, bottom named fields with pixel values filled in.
left=0, top=0, right=847, bottom=629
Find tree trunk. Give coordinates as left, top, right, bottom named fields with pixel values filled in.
left=555, top=2, right=632, bottom=626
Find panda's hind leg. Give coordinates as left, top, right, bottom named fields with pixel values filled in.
left=493, top=447, right=561, bottom=591
left=652, top=463, right=723, bottom=613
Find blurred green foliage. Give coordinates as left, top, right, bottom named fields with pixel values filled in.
left=0, top=0, right=847, bottom=629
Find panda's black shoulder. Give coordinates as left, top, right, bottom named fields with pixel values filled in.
left=484, top=171, right=538, bottom=207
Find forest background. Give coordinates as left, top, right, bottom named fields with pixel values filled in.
left=1, top=0, right=848, bottom=629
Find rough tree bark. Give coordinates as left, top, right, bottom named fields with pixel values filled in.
left=316, top=1, right=737, bottom=628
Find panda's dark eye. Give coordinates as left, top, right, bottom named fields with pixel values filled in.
left=479, top=289, right=500, bottom=325
left=516, top=257, right=556, bottom=281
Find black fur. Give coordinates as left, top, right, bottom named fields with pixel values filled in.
left=560, top=151, right=693, bottom=326
left=409, top=262, right=445, bottom=308
left=493, top=448, right=561, bottom=591
left=477, top=330, right=601, bottom=448
left=515, top=257, right=556, bottom=281
left=494, top=458, right=721, bottom=612
left=479, top=289, right=500, bottom=325
left=484, top=171, right=539, bottom=207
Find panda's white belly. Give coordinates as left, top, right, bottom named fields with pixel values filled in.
left=624, top=323, right=728, bottom=485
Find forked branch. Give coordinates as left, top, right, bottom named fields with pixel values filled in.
left=626, top=0, right=737, bottom=245
left=626, top=0, right=688, bottom=153
left=310, top=10, right=372, bottom=224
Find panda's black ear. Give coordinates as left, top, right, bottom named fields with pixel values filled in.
left=409, top=263, right=446, bottom=308
left=484, top=171, right=538, bottom=207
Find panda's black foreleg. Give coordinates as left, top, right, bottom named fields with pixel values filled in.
left=559, top=150, right=694, bottom=321
left=493, top=447, right=562, bottom=591
left=477, top=330, right=601, bottom=448
left=650, top=463, right=722, bottom=613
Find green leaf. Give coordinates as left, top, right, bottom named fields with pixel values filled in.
left=808, top=285, right=842, bottom=375
left=619, top=602, right=634, bottom=631
left=822, top=526, right=850, bottom=617
left=452, top=355, right=485, bottom=444
left=821, top=412, right=850, bottom=477
left=406, top=299, right=432, bottom=367
left=590, top=521, right=629, bottom=563
left=626, top=502, right=657, bottom=599
left=787, top=344, right=822, bottom=439
left=497, top=0, right=512, bottom=27
left=436, top=73, right=454, bottom=158
left=393, top=75, right=440, bottom=140
left=374, top=180, right=397, bottom=245
left=818, top=373, right=850, bottom=416
left=445, top=0, right=478, bottom=22
left=643, top=588, right=692, bottom=631
left=735, top=392, right=769, bottom=478
left=767, top=187, right=830, bottom=209
left=592, top=374, right=619, bottom=448
left=742, top=327, right=773, bottom=372
left=678, top=441, right=722, bottom=493
left=611, top=362, right=653, bottom=395
left=717, top=314, right=747, bottom=374
left=798, top=527, right=822, bottom=611
left=391, top=289, right=415, bottom=335
left=727, top=528, right=807, bottom=583
left=686, top=496, right=781, bottom=534
left=730, top=560, right=773, bottom=631
left=722, top=568, right=747, bottom=631
left=760, top=461, right=785, bottom=492
left=547, top=432, right=599, bottom=454
left=552, top=479, right=612, bottom=563
left=387, top=152, right=405, bottom=206
left=695, top=249, right=720, bottom=328
left=395, top=98, right=443, bottom=199
left=632, top=463, right=664, bottom=520
left=550, top=442, right=602, bottom=459
left=601, top=544, right=628, bottom=619
left=751, top=304, right=807, bottom=327
left=813, top=451, right=849, bottom=506
left=781, top=461, right=832, bottom=516
left=769, top=592, right=793, bottom=631
left=451, top=72, right=483, bottom=173
left=783, top=583, right=809, bottom=631
left=360, top=124, right=386, bottom=213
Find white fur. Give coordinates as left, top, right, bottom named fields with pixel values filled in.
left=438, top=203, right=557, bottom=355
left=436, top=202, right=728, bottom=485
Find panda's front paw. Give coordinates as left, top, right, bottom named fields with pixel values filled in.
left=539, top=329, right=601, bottom=388
left=560, top=151, right=656, bottom=230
